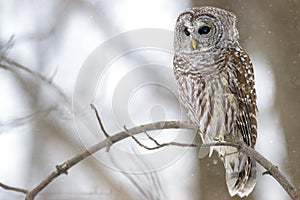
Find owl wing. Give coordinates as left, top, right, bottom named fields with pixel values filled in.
left=227, top=48, right=258, bottom=147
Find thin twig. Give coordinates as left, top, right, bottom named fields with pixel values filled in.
left=90, top=104, right=110, bottom=138
left=90, top=104, right=113, bottom=151
left=144, top=131, right=161, bottom=146
left=0, top=182, right=28, bottom=195
left=124, top=125, right=198, bottom=150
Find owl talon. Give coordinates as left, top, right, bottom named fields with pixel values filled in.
left=213, top=136, right=224, bottom=142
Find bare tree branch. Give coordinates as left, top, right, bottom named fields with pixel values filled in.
left=26, top=120, right=300, bottom=200
left=22, top=121, right=195, bottom=200
left=0, top=120, right=298, bottom=199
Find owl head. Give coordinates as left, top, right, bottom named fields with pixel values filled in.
left=174, top=6, right=239, bottom=53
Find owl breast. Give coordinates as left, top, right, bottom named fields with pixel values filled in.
left=174, top=55, right=237, bottom=144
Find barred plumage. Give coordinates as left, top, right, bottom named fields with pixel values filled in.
left=173, top=6, right=258, bottom=197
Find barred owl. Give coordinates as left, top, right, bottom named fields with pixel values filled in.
left=173, top=7, right=258, bottom=197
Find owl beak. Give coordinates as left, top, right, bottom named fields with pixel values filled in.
left=192, top=39, right=198, bottom=50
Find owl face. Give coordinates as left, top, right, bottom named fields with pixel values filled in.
left=174, top=7, right=239, bottom=53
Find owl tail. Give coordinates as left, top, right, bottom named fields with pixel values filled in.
left=223, top=151, right=257, bottom=197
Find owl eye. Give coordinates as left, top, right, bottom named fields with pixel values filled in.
left=198, top=26, right=211, bottom=35
left=183, top=27, right=190, bottom=36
